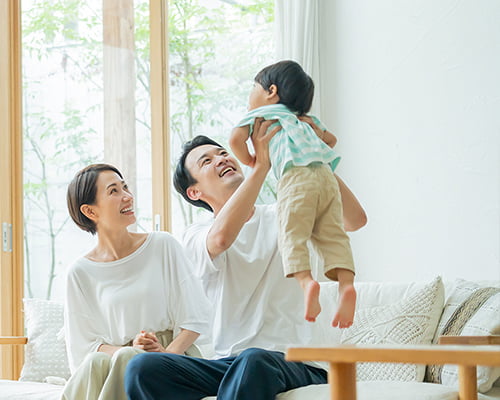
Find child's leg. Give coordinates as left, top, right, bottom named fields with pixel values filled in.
left=311, top=166, right=357, bottom=328
left=277, top=167, right=320, bottom=322
left=331, top=268, right=356, bottom=328
left=292, top=270, right=321, bottom=322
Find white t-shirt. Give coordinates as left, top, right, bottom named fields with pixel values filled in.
left=64, top=232, right=209, bottom=373
left=183, top=204, right=314, bottom=359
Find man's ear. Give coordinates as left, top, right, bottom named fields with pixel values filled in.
left=267, top=84, right=279, bottom=101
left=80, top=204, right=97, bottom=221
left=186, top=186, right=202, bottom=201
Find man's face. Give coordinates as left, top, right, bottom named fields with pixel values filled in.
left=185, top=144, right=244, bottom=205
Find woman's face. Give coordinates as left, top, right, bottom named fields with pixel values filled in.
left=89, top=170, right=136, bottom=232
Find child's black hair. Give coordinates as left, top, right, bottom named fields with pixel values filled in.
left=254, top=60, right=314, bottom=115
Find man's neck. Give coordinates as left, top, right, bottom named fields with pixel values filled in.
left=209, top=181, right=243, bottom=216
left=211, top=189, right=238, bottom=217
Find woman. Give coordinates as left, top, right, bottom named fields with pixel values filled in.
left=62, top=163, right=209, bottom=400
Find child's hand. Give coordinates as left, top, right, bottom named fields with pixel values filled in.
left=298, top=115, right=319, bottom=131
left=299, top=115, right=337, bottom=148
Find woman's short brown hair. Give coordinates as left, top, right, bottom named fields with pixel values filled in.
left=67, top=163, right=123, bottom=235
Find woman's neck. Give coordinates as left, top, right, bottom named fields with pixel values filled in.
left=86, top=229, right=148, bottom=262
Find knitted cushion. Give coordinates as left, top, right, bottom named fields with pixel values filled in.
left=19, top=298, right=71, bottom=382
left=274, top=381, right=460, bottom=400
left=341, top=276, right=444, bottom=382
left=426, top=279, right=500, bottom=393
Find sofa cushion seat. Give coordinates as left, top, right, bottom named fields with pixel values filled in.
left=2, top=380, right=500, bottom=400
left=201, top=382, right=500, bottom=400
left=0, top=380, right=62, bottom=400
left=279, top=382, right=458, bottom=400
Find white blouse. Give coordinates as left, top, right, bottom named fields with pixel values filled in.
left=64, top=232, right=209, bottom=373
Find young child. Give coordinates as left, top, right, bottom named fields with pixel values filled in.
left=229, top=60, right=357, bottom=327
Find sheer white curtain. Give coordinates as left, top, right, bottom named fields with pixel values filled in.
left=275, top=0, right=321, bottom=115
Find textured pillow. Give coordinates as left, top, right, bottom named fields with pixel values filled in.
left=19, top=298, right=71, bottom=382
left=426, top=279, right=500, bottom=393
left=341, top=276, right=444, bottom=382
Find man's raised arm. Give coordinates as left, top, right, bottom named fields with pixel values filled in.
left=206, top=119, right=280, bottom=259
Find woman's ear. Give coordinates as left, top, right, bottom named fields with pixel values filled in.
left=80, top=204, right=97, bottom=221
left=267, top=84, right=279, bottom=102
left=186, top=186, right=202, bottom=201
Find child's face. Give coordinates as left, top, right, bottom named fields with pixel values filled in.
left=248, top=82, right=269, bottom=111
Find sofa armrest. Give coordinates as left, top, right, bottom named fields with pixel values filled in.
left=0, top=336, right=27, bottom=345
left=438, top=335, right=500, bottom=345
left=286, top=344, right=500, bottom=400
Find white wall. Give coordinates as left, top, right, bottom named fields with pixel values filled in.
left=318, top=0, right=500, bottom=282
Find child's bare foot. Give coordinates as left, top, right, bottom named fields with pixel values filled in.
left=304, top=280, right=321, bottom=322
left=332, top=284, right=356, bottom=328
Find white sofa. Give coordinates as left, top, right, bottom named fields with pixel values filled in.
left=1, top=277, right=499, bottom=400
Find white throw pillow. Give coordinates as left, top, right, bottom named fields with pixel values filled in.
left=19, top=298, right=71, bottom=382
left=427, top=279, right=500, bottom=393
left=341, top=276, right=444, bottom=382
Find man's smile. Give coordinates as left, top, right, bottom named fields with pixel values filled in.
left=219, top=166, right=236, bottom=177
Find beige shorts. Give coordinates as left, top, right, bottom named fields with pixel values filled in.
left=277, top=165, right=355, bottom=280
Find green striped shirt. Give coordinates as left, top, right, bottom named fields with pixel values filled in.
left=236, top=104, right=340, bottom=180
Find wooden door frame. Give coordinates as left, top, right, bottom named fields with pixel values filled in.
left=0, top=0, right=24, bottom=380
left=150, top=0, right=171, bottom=232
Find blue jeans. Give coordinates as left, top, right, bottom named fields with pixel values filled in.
left=125, top=347, right=327, bottom=400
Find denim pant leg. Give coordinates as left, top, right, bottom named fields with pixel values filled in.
left=125, top=352, right=235, bottom=400
left=218, top=348, right=327, bottom=400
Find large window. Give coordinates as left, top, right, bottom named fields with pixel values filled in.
left=21, top=0, right=276, bottom=300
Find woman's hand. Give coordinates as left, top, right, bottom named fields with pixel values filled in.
left=133, top=331, right=165, bottom=352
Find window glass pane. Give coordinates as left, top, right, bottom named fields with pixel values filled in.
left=169, top=0, right=276, bottom=237
left=22, top=0, right=151, bottom=301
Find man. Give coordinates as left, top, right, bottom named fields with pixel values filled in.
left=125, top=119, right=367, bottom=399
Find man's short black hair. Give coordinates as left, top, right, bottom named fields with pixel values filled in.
left=254, top=60, right=314, bottom=115
left=173, top=135, right=224, bottom=212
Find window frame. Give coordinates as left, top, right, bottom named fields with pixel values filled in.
left=0, top=0, right=24, bottom=380
left=150, top=0, right=172, bottom=232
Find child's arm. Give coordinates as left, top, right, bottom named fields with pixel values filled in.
left=229, top=125, right=256, bottom=167
left=299, top=115, right=337, bottom=148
